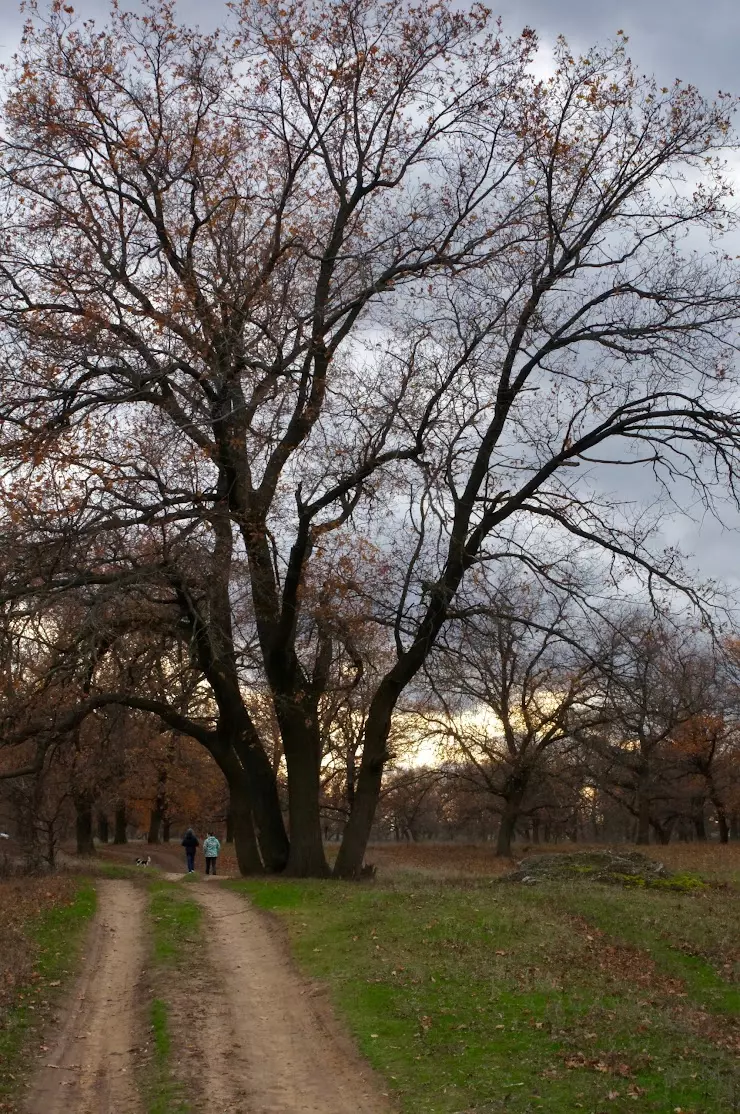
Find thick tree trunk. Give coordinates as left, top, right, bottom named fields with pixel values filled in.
left=45, top=822, right=57, bottom=869
left=335, top=686, right=396, bottom=878
left=334, top=690, right=398, bottom=873
left=708, top=778, right=728, bottom=843
left=226, top=810, right=234, bottom=844
left=636, top=783, right=650, bottom=845
left=650, top=814, right=674, bottom=845
left=172, top=509, right=289, bottom=872
left=336, top=614, right=454, bottom=877
left=692, top=804, right=707, bottom=842
left=495, top=773, right=528, bottom=857
left=147, top=806, right=162, bottom=845
left=191, top=510, right=289, bottom=872
left=496, top=811, right=519, bottom=857
left=228, top=776, right=264, bottom=875
left=225, top=722, right=289, bottom=872
left=23, top=777, right=44, bottom=871
left=282, top=718, right=329, bottom=877
left=215, top=745, right=265, bottom=874
left=162, top=819, right=171, bottom=843
left=113, top=802, right=128, bottom=844
left=74, top=795, right=96, bottom=856
left=96, top=812, right=109, bottom=844
left=335, top=760, right=382, bottom=877
left=335, top=739, right=387, bottom=877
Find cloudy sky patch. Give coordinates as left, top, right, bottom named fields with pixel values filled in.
left=1, top=0, right=738, bottom=585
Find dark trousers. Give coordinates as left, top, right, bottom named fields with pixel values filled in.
left=186, top=851, right=195, bottom=872
left=205, top=857, right=217, bottom=875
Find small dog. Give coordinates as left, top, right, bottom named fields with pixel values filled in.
left=134, top=855, right=151, bottom=867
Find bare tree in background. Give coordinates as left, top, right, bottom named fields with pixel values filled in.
left=425, top=576, right=611, bottom=856
left=592, top=616, right=714, bottom=844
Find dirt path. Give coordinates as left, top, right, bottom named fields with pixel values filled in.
left=23, top=877, right=389, bottom=1114
left=192, top=884, right=390, bottom=1114
left=23, top=880, right=145, bottom=1114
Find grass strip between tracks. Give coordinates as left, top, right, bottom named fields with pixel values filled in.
left=141, top=881, right=201, bottom=1114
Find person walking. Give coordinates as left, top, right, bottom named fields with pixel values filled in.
left=203, top=831, right=221, bottom=875
left=181, top=827, right=199, bottom=873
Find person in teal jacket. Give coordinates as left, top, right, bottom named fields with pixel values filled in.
left=203, top=831, right=221, bottom=875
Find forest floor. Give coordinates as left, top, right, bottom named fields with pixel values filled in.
left=3, top=841, right=740, bottom=1114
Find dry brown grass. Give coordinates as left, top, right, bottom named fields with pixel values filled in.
left=639, top=841, right=740, bottom=879
left=215, top=845, right=238, bottom=875
left=364, top=840, right=512, bottom=877
left=362, top=839, right=740, bottom=882
left=99, top=837, right=740, bottom=883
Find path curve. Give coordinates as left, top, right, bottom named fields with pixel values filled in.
left=193, top=884, right=390, bottom=1114
left=23, top=880, right=145, bottom=1114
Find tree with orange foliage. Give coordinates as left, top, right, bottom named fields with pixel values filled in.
left=122, top=729, right=228, bottom=844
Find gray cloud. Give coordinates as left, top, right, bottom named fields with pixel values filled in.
left=2, top=0, right=738, bottom=90
left=495, top=0, right=740, bottom=94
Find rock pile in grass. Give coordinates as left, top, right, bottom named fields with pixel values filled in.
left=501, top=849, right=688, bottom=888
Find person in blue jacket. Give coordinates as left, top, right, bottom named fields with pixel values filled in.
left=181, top=828, right=199, bottom=873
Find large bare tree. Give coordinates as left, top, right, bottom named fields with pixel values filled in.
left=1, top=0, right=740, bottom=875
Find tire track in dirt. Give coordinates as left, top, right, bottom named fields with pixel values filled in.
left=192, top=884, right=391, bottom=1114
left=23, top=880, right=145, bottom=1114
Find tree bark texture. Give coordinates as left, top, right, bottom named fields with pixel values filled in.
left=96, top=812, right=109, bottom=844
left=74, top=795, right=96, bottom=856
left=113, top=802, right=128, bottom=844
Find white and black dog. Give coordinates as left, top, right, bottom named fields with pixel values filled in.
left=134, top=855, right=152, bottom=867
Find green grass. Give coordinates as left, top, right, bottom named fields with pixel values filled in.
left=141, top=882, right=201, bottom=1114
left=231, top=876, right=740, bottom=1114
left=0, top=880, right=96, bottom=1103
left=145, top=997, right=189, bottom=1114
left=149, top=881, right=202, bottom=965
left=552, top=883, right=740, bottom=1016
left=89, top=860, right=148, bottom=880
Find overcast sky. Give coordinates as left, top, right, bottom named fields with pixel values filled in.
left=1, top=0, right=739, bottom=588
left=3, top=0, right=738, bottom=89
